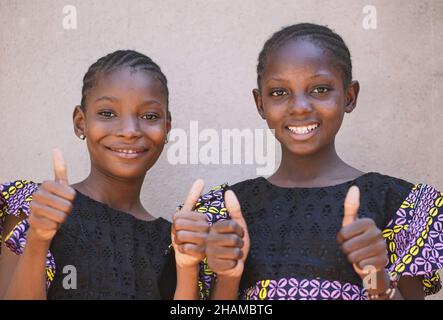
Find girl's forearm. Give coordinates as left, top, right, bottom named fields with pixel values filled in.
left=174, top=265, right=200, bottom=300
left=3, top=231, right=49, bottom=300
left=210, top=275, right=241, bottom=300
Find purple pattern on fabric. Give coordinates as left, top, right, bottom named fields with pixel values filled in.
left=197, top=182, right=443, bottom=299
left=0, top=180, right=55, bottom=288
left=384, top=184, right=443, bottom=295
left=242, top=277, right=368, bottom=300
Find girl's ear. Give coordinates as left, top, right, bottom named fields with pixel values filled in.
left=166, top=112, right=172, bottom=135
left=73, top=105, right=86, bottom=139
left=253, top=89, right=266, bottom=119
left=344, top=80, right=360, bottom=113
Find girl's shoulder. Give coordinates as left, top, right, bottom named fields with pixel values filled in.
left=358, top=172, right=442, bottom=215
left=357, top=172, right=415, bottom=209
left=0, top=180, right=40, bottom=220
left=375, top=174, right=443, bottom=296
left=358, top=172, right=414, bottom=192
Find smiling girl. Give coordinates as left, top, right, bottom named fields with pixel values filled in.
left=0, top=50, right=207, bottom=299
left=195, top=23, right=443, bottom=300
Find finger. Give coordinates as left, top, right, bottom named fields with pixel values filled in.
left=174, top=230, right=207, bottom=245
left=40, top=181, right=76, bottom=202
left=52, top=149, right=68, bottom=185
left=32, top=189, right=73, bottom=214
left=345, top=241, right=387, bottom=265
left=30, top=201, right=68, bottom=224
left=181, top=179, right=205, bottom=212
left=177, top=243, right=205, bottom=257
left=173, top=210, right=208, bottom=223
left=29, top=209, right=62, bottom=230
left=174, top=219, right=209, bottom=233
left=171, top=222, right=177, bottom=237
left=206, top=246, right=243, bottom=260
left=341, top=228, right=383, bottom=254
left=207, top=233, right=244, bottom=248
left=207, top=258, right=237, bottom=272
left=211, top=220, right=244, bottom=237
left=356, top=255, right=389, bottom=272
left=342, top=185, right=360, bottom=228
left=224, top=190, right=244, bottom=224
left=338, top=218, right=376, bottom=243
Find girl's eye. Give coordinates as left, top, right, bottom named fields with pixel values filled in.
left=98, top=111, right=116, bottom=118
left=142, top=114, right=159, bottom=120
left=312, top=86, right=330, bottom=94
left=270, top=89, right=288, bottom=97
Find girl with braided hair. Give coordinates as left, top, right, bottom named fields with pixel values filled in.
left=0, top=50, right=207, bottom=299
left=193, top=23, right=443, bottom=300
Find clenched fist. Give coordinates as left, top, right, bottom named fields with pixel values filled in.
left=172, top=179, right=209, bottom=268
left=28, top=149, right=76, bottom=242
left=206, top=190, right=250, bottom=278
left=337, top=186, right=389, bottom=277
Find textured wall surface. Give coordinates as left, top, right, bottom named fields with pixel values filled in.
left=1, top=0, right=442, bottom=299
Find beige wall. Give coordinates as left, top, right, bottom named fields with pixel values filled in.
left=1, top=0, right=442, bottom=298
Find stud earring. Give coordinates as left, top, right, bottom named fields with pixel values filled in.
left=79, top=134, right=86, bottom=140
left=165, top=136, right=169, bottom=144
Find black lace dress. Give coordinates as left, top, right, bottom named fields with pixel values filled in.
left=196, top=172, right=443, bottom=299
left=46, top=191, right=175, bottom=299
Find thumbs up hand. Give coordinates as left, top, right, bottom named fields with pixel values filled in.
left=337, top=186, right=388, bottom=278
left=171, top=179, right=210, bottom=268
left=206, top=190, right=250, bottom=278
left=28, top=149, right=76, bottom=242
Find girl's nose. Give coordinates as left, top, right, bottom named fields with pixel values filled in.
left=288, top=93, right=313, bottom=114
left=116, top=116, right=142, bottom=139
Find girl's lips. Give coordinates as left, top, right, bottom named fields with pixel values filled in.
left=286, top=124, right=320, bottom=141
left=105, top=146, right=149, bottom=159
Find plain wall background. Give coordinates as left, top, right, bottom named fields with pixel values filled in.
left=1, top=0, right=442, bottom=299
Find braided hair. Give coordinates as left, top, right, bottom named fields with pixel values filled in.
left=257, top=23, right=352, bottom=89
left=80, top=50, right=170, bottom=118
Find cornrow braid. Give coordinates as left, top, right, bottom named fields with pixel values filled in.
left=257, top=23, right=352, bottom=89
left=80, top=50, right=170, bottom=118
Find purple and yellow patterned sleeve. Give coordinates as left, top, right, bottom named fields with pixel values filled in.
left=0, top=180, right=56, bottom=289
left=383, top=184, right=443, bottom=295
left=193, top=183, right=230, bottom=300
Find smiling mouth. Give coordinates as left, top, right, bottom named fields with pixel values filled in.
left=287, top=123, right=320, bottom=135
left=106, top=146, right=149, bottom=159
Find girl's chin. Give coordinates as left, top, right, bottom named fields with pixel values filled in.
left=105, top=164, right=154, bottom=180
left=281, top=142, right=321, bottom=157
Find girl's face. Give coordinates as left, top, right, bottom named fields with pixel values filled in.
left=253, top=39, right=359, bottom=157
left=74, top=67, right=171, bottom=180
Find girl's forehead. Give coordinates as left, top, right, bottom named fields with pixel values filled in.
left=263, top=39, right=341, bottom=80
left=95, top=67, right=161, bottom=91
left=89, top=68, right=164, bottom=98
left=86, top=67, right=167, bottom=106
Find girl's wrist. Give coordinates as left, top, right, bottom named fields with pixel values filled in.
left=26, top=229, right=53, bottom=250
left=176, top=264, right=199, bottom=274
left=366, top=269, right=398, bottom=300
left=216, top=273, right=242, bottom=282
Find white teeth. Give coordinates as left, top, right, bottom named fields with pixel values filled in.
left=115, top=149, right=139, bottom=154
left=288, top=124, right=319, bottom=134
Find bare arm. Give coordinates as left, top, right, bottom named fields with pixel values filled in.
left=396, top=275, right=425, bottom=300
left=1, top=151, right=76, bottom=300
left=0, top=215, right=24, bottom=298
left=0, top=215, right=49, bottom=300
left=2, top=232, right=49, bottom=299
left=210, top=275, right=242, bottom=300
left=174, top=265, right=200, bottom=300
